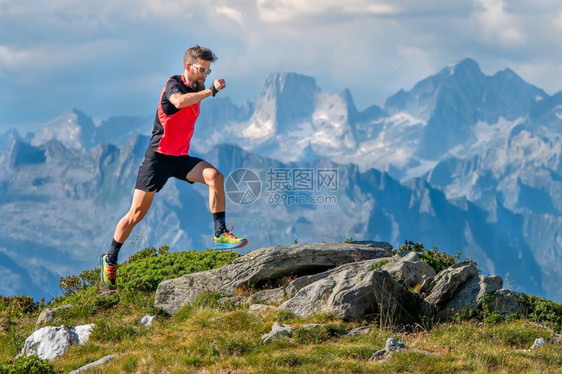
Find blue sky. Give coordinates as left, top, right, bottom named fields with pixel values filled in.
left=1, top=0, right=561, bottom=132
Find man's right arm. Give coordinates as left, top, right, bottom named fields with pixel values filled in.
left=169, top=78, right=226, bottom=109
left=169, top=90, right=213, bottom=109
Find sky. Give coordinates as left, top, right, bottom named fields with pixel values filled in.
left=1, top=0, right=561, bottom=132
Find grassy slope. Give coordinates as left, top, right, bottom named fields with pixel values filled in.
left=1, top=246, right=561, bottom=373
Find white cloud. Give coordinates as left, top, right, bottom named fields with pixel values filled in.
left=0, top=40, right=125, bottom=81
left=472, top=0, right=526, bottom=45
left=553, top=10, right=562, bottom=29
left=256, top=0, right=398, bottom=22
left=216, top=6, right=244, bottom=27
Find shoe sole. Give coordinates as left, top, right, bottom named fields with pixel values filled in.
left=212, top=239, right=248, bottom=250
left=99, top=254, right=117, bottom=290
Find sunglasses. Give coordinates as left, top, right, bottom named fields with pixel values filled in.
left=190, top=64, right=212, bottom=75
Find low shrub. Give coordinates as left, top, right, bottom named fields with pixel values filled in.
left=118, top=249, right=239, bottom=293
left=398, top=240, right=466, bottom=273
left=521, top=294, right=562, bottom=332
left=0, top=296, right=42, bottom=318
left=0, top=355, right=57, bottom=374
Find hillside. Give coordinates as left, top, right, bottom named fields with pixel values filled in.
left=1, top=241, right=561, bottom=373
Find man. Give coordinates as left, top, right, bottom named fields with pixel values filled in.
left=99, top=45, right=247, bottom=290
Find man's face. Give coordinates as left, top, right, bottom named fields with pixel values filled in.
left=185, top=59, right=211, bottom=91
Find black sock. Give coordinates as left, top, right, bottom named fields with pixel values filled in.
left=212, top=211, right=226, bottom=237
left=106, top=239, right=123, bottom=265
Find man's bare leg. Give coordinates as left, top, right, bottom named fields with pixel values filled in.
left=186, top=161, right=225, bottom=213
left=113, top=189, right=156, bottom=243
left=186, top=161, right=247, bottom=249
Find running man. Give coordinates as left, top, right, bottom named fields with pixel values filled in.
left=100, top=45, right=247, bottom=290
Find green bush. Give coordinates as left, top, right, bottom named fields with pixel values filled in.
left=0, top=296, right=42, bottom=318
left=398, top=240, right=465, bottom=273
left=521, top=294, right=562, bottom=332
left=0, top=355, right=57, bottom=374
left=59, top=269, right=100, bottom=297
left=118, top=249, right=239, bottom=293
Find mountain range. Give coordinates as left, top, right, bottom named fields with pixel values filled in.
left=1, top=58, right=560, bottom=302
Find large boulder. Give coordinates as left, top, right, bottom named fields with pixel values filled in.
left=18, top=324, right=94, bottom=360
left=380, top=251, right=436, bottom=289
left=437, top=275, right=503, bottom=320
left=279, top=259, right=405, bottom=320
left=423, top=261, right=478, bottom=313
left=155, top=241, right=392, bottom=315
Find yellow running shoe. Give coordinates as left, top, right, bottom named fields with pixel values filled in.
left=212, top=229, right=247, bottom=250
left=99, top=254, right=117, bottom=290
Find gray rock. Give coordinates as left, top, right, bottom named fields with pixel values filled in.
left=418, top=276, right=435, bottom=296
left=385, top=337, right=406, bottom=351
left=155, top=241, right=392, bottom=315
left=248, top=304, right=277, bottom=313
left=490, top=289, right=527, bottom=317
left=346, top=326, right=373, bottom=337
left=381, top=252, right=436, bottom=289
left=551, top=334, right=562, bottom=345
left=35, top=304, right=73, bottom=329
left=140, top=315, right=155, bottom=327
left=369, top=349, right=388, bottom=360
left=437, top=275, right=503, bottom=321
left=285, top=272, right=331, bottom=298
left=530, top=337, right=546, bottom=350
left=424, top=261, right=478, bottom=312
left=68, top=354, right=122, bottom=374
left=18, top=324, right=95, bottom=360
left=301, top=323, right=323, bottom=330
left=369, top=337, right=405, bottom=361
left=248, top=287, right=286, bottom=305
left=262, top=322, right=293, bottom=344
left=279, top=260, right=405, bottom=320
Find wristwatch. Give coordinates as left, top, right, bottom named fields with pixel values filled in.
left=210, top=85, right=219, bottom=97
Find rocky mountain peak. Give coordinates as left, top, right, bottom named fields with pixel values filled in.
left=244, top=73, right=320, bottom=140
left=31, top=108, right=96, bottom=151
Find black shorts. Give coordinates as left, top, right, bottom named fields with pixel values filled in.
left=135, top=151, right=204, bottom=192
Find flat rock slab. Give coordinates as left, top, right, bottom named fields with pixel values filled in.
left=155, top=241, right=392, bottom=315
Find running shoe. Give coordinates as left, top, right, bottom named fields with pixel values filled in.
left=212, top=229, right=248, bottom=250
left=99, top=254, right=117, bottom=290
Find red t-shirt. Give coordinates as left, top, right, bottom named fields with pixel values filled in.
left=147, top=75, right=201, bottom=156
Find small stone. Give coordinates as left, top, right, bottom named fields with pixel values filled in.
left=347, top=326, right=372, bottom=337
left=369, top=349, right=388, bottom=361
left=385, top=337, right=406, bottom=351
left=530, top=337, right=546, bottom=350
left=140, top=315, right=155, bottom=327
left=261, top=322, right=293, bottom=344
left=249, top=304, right=276, bottom=313
left=301, top=324, right=323, bottom=330
left=35, top=304, right=73, bottom=329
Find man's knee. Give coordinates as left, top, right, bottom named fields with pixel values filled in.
left=129, top=207, right=148, bottom=225
left=203, top=168, right=223, bottom=187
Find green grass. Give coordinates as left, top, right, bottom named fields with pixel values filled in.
left=1, top=245, right=561, bottom=373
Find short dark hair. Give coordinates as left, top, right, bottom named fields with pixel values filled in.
left=183, top=45, right=217, bottom=66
